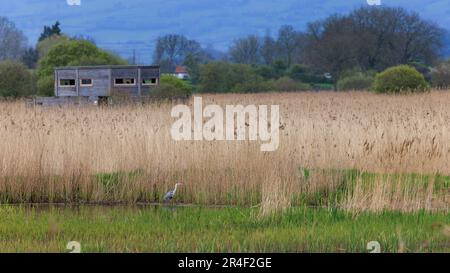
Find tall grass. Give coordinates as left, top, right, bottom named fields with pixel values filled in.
left=0, top=92, right=449, bottom=212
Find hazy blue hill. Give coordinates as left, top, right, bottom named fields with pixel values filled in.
left=1, top=0, right=449, bottom=62
left=443, top=32, right=450, bottom=58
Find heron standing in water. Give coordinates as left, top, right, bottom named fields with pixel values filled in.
left=163, top=182, right=183, bottom=201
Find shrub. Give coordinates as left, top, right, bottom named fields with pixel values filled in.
left=311, top=83, right=335, bottom=91
left=255, top=61, right=288, bottom=80
left=408, top=61, right=432, bottom=82
left=267, top=76, right=311, bottom=92
left=36, top=75, right=55, bottom=97
left=372, top=65, right=429, bottom=94
left=337, top=73, right=374, bottom=91
left=288, top=64, right=330, bottom=84
left=255, top=65, right=279, bottom=80
left=150, top=75, right=192, bottom=99
left=198, top=62, right=232, bottom=92
left=198, top=62, right=260, bottom=93
left=431, top=61, right=450, bottom=89
left=0, top=60, right=35, bottom=97
left=232, top=76, right=268, bottom=93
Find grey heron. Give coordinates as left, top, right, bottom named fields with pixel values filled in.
left=163, top=182, right=183, bottom=201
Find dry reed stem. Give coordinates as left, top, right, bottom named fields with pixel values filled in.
left=0, top=91, right=449, bottom=211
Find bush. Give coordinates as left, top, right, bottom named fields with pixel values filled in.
left=288, top=64, right=330, bottom=84
left=267, top=76, right=311, bottom=92
left=431, top=61, right=450, bottom=89
left=255, top=61, right=287, bottom=80
left=36, top=75, right=54, bottom=96
left=311, top=83, right=334, bottom=91
left=150, top=75, right=192, bottom=99
left=408, top=61, right=432, bottom=82
left=255, top=65, right=278, bottom=80
left=337, top=73, right=374, bottom=91
left=198, top=62, right=232, bottom=92
left=372, top=65, right=429, bottom=93
left=0, top=61, right=35, bottom=97
left=198, top=62, right=260, bottom=93
left=232, top=76, right=269, bottom=93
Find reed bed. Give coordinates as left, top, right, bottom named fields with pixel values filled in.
left=0, top=91, right=449, bottom=213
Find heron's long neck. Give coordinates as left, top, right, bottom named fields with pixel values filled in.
left=173, top=184, right=179, bottom=194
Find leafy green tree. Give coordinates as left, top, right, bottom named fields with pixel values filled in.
left=36, top=39, right=126, bottom=96
left=0, top=60, right=35, bottom=97
left=37, top=35, right=70, bottom=59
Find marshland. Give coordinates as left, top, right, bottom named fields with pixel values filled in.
left=0, top=91, right=448, bottom=252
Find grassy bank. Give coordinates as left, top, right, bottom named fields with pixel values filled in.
left=0, top=168, right=447, bottom=214
left=0, top=205, right=448, bottom=253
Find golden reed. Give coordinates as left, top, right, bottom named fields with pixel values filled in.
left=0, top=91, right=448, bottom=213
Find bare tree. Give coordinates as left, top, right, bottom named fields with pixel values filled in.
left=395, top=12, right=444, bottom=65
left=261, top=31, right=277, bottom=65
left=304, top=7, right=445, bottom=82
left=0, top=17, right=28, bottom=61
left=153, top=34, right=208, bottom=72
left=229, top=35, right=261, bottom=64
left=277, top=25, right=302, bottom=67
left=304, top=15, right=358, bottom=85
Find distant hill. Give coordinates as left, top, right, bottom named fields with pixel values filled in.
left=443, top=31, right=450, bottom=59
left=4, top=0, right=450, bottom=62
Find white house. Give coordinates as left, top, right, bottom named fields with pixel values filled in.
left=172, top=66, right=190, bottom=80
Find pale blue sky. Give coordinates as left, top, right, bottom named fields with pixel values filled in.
left=1, top=0, right=449, bottom=63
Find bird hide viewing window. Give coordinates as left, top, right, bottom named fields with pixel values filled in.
left=80, top=79, right=93, bottom=86
left=114, top=78, right=136, bottom=86
left=142, top=78, right=158, bottom=85
left=59, top=79, right=76, bottom=87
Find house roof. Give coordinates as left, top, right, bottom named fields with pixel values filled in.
left=175, top=66, right=188, bottom=74
left=55, top=65, right=160, bottom=70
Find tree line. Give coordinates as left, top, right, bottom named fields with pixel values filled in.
left=0, top=6, right=449, bottom=97
left=152, top=6, right=448, bottom=91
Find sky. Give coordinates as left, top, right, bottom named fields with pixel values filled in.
left=1, top=0, right=449, bottom=64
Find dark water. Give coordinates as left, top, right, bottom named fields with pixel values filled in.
left=2, top=202, right=236, bottom=216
